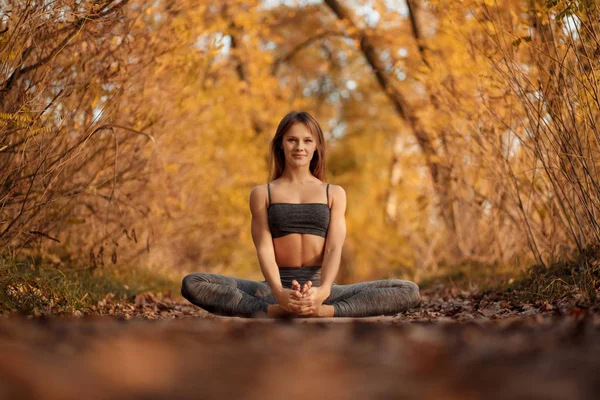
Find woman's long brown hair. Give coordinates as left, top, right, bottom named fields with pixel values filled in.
left=268, top=111, right=327, bottom=182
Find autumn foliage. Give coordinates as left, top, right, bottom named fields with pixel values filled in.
left=1, top=0, right=598, bottom=286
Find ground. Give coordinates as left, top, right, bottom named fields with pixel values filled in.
left=1, top=283, right=599, bottom=400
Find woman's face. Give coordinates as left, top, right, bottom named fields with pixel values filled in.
left=282, top=123, right=317, bottom=166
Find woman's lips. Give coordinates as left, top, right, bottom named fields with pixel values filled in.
left=293, top=155, right=304, bottom=158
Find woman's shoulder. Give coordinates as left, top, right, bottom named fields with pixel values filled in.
left=325, top=182, right=346, bottom=193
left=249, top=184, right=269, bottom=210
left=326, top=183, right=346, bottom=205
left=249, top=180, right=281, bottom=198
left=250, top=183, right=271, bottom=195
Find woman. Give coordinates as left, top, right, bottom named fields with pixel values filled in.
left=181, top=111, right=420, bottom=318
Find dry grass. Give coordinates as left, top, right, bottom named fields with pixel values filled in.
left=418, top=260, right=526, bottom=293
left=514, top=247, right=600, bottom=306
left=416, top=245, right=599, bottom=310
left=0, top=255, right=180, bottom=316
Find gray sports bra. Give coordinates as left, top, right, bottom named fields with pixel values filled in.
left=267, top=183, right=330, bottom=238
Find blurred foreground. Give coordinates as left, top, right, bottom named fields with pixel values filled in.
left=1, top=303, right=599, bottom=399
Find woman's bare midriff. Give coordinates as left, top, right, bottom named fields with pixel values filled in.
left=273, top=234, right=325, bottom=268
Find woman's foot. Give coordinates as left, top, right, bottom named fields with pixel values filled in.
left=267, top=302, right=334, bottom=318
left=313, top=304, right=334, bottom=318
left=292, top=280, right=334, bottom=318
left=292, top=280, right=316, bottom=317
left=266, top=281, right=313, bottom=318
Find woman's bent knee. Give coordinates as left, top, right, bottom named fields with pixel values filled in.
left=180, top=274, right=194, bottom=300
left=406, top=281, right=420, bottom=307
left=391, top=279, right=420, bottom=308
left=181, top=273, right=211, bottom=301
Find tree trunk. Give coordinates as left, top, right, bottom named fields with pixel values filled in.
left=323, top=0, right=462, bottom=258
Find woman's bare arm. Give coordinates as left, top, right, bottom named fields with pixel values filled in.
left=319, top=184, right=347, bottom=298
left=249, top=185, right=284, bottom=298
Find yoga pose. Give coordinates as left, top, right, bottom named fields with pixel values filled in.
left=181, top=111, right=420, bottom=317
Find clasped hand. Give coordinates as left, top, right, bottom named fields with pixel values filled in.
left=276, top=280, right=324, bottom=317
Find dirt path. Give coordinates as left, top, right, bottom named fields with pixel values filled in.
left=83, top=282, right=593, bottom=322
left=1, top=314, right=599, bottom=400
left=1, top=286, right=599, bottom=400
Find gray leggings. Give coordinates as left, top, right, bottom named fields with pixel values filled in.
left=180, top=267, right=420, bottom=318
